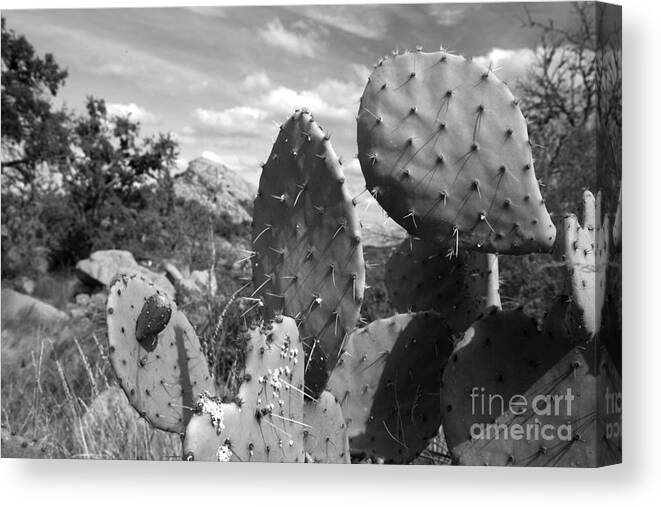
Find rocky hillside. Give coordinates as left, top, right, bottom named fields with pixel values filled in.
left=174, top=156, right=256, bottom=225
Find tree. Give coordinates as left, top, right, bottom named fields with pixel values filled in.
left=55, top=96, right=179, bottom=259
left=517, top=2, right=621, bottom=215
left=1, top=19, right=180, bottom=274
left=1, top=16, right=72, bottom=195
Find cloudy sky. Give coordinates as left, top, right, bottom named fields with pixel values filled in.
left=4, top=1, right=577, bottom=239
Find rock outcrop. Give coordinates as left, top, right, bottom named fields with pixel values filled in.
left=173, top=156, right=255, bottom=225
left=75, top=250, right=174, bottom=298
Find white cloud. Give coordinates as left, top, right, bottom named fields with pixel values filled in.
left=474, top=47, right=537, bottom=83
left=257, top=18, right=320, bottom=57
left=174, top=157, right=189, bottom=175
left=200, top=150, right=226, bottom=165
left=192, top=106, right=268, bottom=136
left=258, top=86, right=353, bottom=123
left=183, top=6, right=226, bottom=18
left=241, top=71, right=271, bottom=92
left=292, top=6, right=389, bottom=39
left=106, top=102, right=157, bottom=124
left=429, top=5, right=469, bottom=26
left=200, top=150, right=261, bottom=186
left=315, top=78, right=363, bottom=107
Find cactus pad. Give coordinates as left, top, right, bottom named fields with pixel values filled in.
left=183, top=316, right=308, bottom=462
left=441, top=308, right=621, bottom=466
left=327, top=312, right=454, bottom=463
left=106, top=274, right=214, bottom=434
left=1, top=427, right=49, bottom=459
left=252, top=109, right=365, bottom=397
left=553, top=190, right=610, bottom=338
left=357, top=49, right=555, bottom=254
left=303, top=391, right=350, bottom=463
left=385, top=236, right=500, bottom=333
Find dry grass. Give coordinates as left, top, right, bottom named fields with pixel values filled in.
left=1, top=305, right=181, bottom=460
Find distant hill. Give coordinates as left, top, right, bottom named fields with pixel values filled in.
left=173, top=156, right=256, bottom=225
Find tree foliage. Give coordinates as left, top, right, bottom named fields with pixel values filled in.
left=1, top=17, right=72, bottom=192
left=1, top=18, right=179, bottom=276
left=517, top=2, right=621, bottom=215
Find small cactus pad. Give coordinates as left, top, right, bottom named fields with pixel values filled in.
left=106, top=274, right=214, bottom=434
left=252, top=109, right=365, bottom=397
left=357, top=50, right=555, bottom=253
left=327, top=312, right=454, bottom=463
left=385, top=236, right=500, bottom=333
left=183, top=316, right=308, bottom=462
left=441, top=308, right=621, bottom=466
left=553, top=190, right=610, bottom=338
left=303, top=391, right=350, bottom=463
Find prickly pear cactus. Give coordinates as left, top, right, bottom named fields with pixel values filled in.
left=252, top=109, right=366, bottom=397
left=441, top=307, right=621, bottom=466
left=357, top=49, right=555, bottom=254
left=303, top=391, right=350, bottom=463
left=183, top=316, right=308, bottom=462
left=553, top=190, right=610, bottom=338
left=106, top=274, right=215, bottom=434
left=327, top=312, right=454, bottom=463
left=385, top=236, right=500, bottom=333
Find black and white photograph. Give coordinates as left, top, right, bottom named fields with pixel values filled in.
left=1, top=0, right=622, bottom=472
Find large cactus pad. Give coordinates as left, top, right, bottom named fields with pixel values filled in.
left=441, top=308, right=621, bottom=466
left=252, top=110, right=365, bottom=397
left=106, top=274, right=214, bottom=434
left=328, top=312, right=454, bottom=463
left=385, top=236, right=500, bottom=333
left=357, top=49, right=555, bottom=254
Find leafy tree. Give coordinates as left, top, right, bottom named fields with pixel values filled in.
left=517, top=2, right=621, bottom=215
left=1, top=18, right=180, bottom=274
left=54, top=96, right=179, bottom=260
left=1, top=16, right=72, bottom=195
